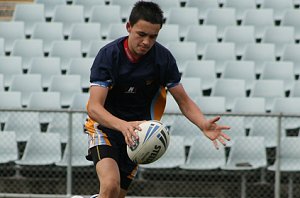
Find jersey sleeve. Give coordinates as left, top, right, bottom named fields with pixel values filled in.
left=90, top=48, right=113, bottom=88
left=164, top=50, right=181, bottom=90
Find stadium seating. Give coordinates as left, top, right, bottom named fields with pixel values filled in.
left=12, top=3, right=45, bottom=36
left=204, top=8, right=237, bottom=39
left=232, top=97, right=266, bottom=114
left=56, top=133, right=92, bottom=167
left=248, top=117, right=280, bottom=148
left=110, top=0, right=136, bottom=20
left=260, top=61, right=295, bottom=92
left=202, top=42, right=236, bottom=74
left=15, top=133, right=61, bottom=165
left=290, top=81, right=300, bottom=97
left=218, top=115, right=246, bottom=147
left=73, top=0, right=105, bottom=20
left=242, top=43, right=276, bottom=75
left=52, top=5, right=85, bottom=37
left=185, top=25, right=218, bottom=56
left=69, top=92, right=89, bottom=110
left=69, top=22, right=102, bottom=53
left=86, top=39, right=112, bottom=58
left=261, top=26, right=295, bottom=57
left=242, top=9, right=275, bottom=39
left=27, top=57, right=61, bottom=89
left=3, top=112, right=41, bottom=142
left=0, top=56, right=23, bottom=88
left=67, top=57, right=93, bottom=89
left=180, top=136, right=226, bottom=170
left=0, top=91, right=23, bottom=124
left=211, top=78, right=246, bottom=110
left=268, top=137, right=300, bottom=198
left=35, top=0, right=66, bottom=19
left=69, top=93, right=89, bottom=125
left=156, top=24, right=180, bottom=45
left=28, top=93, right=60, bottom=111
left=106, top=23, right=128, bottom=41
left=195, top=96, right=226, bottom=114
left=48, top=40, right=82, bottom=72
left=231, top=97, right=266, bottom=129
left=223, top=0, right=256, bottom=21
left=31, top=22, right=64, bottom=53
left=152, top=0, right=181, bottom=19
left=0, top=38, right=4, bottom=55
left=48, top=75, right=82, bottom=107
left=0, top=131, right=19, bottom=164
left=261, top=0, right=294, bottom=22
left=272, top=97, right=300, bottom=130
left=250, top=79, right=285, bottom=112
left=140, top=135, right=186, bottom=169
left=11, top=39, right=44, bottom=71
left=0, top=74, right=3, bottom=92
left=9, top=74, right=43, bottom=107
left=46, top=113, right=69, bottom=143
left=170, top=115, right=202, bottom=147
left=222, top=25, right=255, bottom=56
left=185, top=0, right=219, bottom=22
left=183, top=60, right=217, bottom=91
left=27, top=91, right=61, bottom=124
left=281, top=44, right=300, bottom=76
left=222, top=60, right=256, bottom=92
left=281, top=9, right=300, bottom=41
left=0, top=21, right=25, bottom=53
left=166, top=7, right=199, bottom=39
left=89, top=5, right=122, bottom=38
left=160, top=94, right=180, bottom=128
left=166, top=41, right=198, bottom=72
left=221, top=136, right=267, bottom=198
left=180, top=77, right=202, bottom=98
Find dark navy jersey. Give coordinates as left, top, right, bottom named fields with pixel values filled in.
left=89, top=36, right=181, bottom=122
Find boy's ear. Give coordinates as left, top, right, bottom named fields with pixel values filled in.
left=126, top=22, right=132, bottom=33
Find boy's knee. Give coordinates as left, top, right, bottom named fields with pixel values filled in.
left=100, top=179, right=120, bottom=197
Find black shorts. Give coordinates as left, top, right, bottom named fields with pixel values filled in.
left=86, top=131, right=138, bottom=190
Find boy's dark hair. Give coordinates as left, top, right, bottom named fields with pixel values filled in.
left=129, top=1, right=164, bottom=28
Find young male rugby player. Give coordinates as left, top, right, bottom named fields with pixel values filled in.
left=84, top=1, right=230, bottom=198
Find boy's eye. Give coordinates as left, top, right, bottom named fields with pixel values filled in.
left=138, top=32, right=146, bottom=37
left=150, top=35, right=157, bottom=39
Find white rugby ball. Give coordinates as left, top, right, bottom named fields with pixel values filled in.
left=127, top=120, right=170, bottom=164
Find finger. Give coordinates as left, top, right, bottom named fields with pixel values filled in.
left=212, top=140, right=219, bottom=150
left=217, top=125, right=231, bottom=131
left=126, top=128, right=136, bottom=146
left=137, top=120, right=146, bottom=125
left=132, top=121, right=145, bottom=139
left=135, top=122, right=142, bottom=131
left=128, top=135, right=135, bottom=146
left=125, top=136, right=131, bottom=146
left=221, top=132, right=231, bottom=141
left=217, top=136, right=226, bottom=146
left=134, top=120, right=146, bottom=131
left=131, top=128, right=140, bottom=140
left=209, top=116, right=221, bottom=124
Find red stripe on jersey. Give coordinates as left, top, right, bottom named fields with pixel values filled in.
left=124, top=38, right=140, bottom=63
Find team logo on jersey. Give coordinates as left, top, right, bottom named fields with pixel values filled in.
left=125, top=87, right=136, bottom=93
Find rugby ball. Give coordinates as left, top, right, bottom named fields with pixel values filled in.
left=127, top=120, right=170, bottom=164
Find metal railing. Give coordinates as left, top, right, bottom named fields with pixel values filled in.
left=0, top=108, right=299, bottom=198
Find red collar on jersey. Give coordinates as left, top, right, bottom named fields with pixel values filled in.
left=124, top=38, right=140, bottom=63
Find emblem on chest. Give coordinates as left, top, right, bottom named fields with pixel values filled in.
left=125, top=86, right=137, bottom=94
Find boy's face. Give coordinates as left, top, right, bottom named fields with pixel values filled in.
left=126, top=19, right=161, bottom=58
